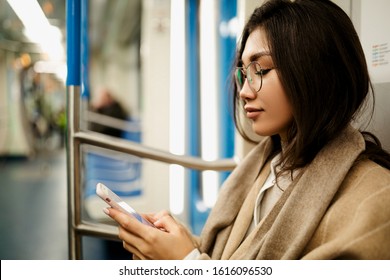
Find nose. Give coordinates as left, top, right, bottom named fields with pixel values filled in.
left=239, top=79, right=257, bottom=101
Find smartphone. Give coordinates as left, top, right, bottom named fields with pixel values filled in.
left=96, top=182, right=155, bottom=227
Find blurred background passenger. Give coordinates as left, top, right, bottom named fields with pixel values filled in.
left=89, top=87, right=129, bottom=138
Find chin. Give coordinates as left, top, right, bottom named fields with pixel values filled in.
left=252, top=127, right=276, bottom=137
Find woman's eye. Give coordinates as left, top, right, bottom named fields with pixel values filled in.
left=261, top=69, right=272, bottom=75
left=254, top=68, right=272, bottom=76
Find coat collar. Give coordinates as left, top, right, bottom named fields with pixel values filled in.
left=199, top=137, right=273, bottom=257
left=233, top=125, right=366, bottom=259
left=200, top=125, right=365, bottom=259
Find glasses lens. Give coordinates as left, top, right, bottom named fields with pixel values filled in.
left=248, top=62, right=262, bottom=92
left=235, top=68, right=244, bottom=90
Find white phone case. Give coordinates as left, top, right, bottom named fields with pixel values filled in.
left=96, top=182, right=155, bottom=227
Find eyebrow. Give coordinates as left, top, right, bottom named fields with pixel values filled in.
left=240, top=51, right=272, bottom=66
left=250, top=51, right=271, bottom=61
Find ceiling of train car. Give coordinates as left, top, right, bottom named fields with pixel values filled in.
left=0, top=0, right=140, bottom=57
left=0, top=0, right=66, bottom=53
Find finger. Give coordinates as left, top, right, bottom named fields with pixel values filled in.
left=122, top=241, right=146, bottom=260
left=143, top=210, right=171, bottom=223
left=154, top=210, right=171, bottom=220
left=117, top=225, right=144, bottom=246
left=153, top=214, right=178, bottom=233
left=139, top=211, right=171, bottom=230
left=142, top=213, right=158, bottom=224
left=118, top=226, right=155, bottom=259
left=106, top=208, right=149, bottom=238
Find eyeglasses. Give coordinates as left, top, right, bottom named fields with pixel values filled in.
left=235, top=61, right=272, bottom=93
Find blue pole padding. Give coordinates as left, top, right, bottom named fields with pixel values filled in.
left=66, top=0, right=81, bottom=86
left=186, top=0, right=205, bottom=235
left=81, top=0, right=90, bottom=99
left=219, top=0, right=237, bottom=182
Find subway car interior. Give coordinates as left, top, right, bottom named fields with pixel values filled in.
left=0, top=0, right=389, bottom=260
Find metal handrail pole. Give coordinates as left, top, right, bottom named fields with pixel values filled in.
left=74, top=131, right=237, bottom=171
left=75, top=222, right=119, bottom=240
left=70, top=129, right=237, bottom=244
left=66, top=86, right=83, bottom=260
left=84, top=111, right=141, bottom=132
left=66, top=0, right=81, bottom=260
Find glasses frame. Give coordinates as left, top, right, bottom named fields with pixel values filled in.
left=235, top=61, right=265, bottom=94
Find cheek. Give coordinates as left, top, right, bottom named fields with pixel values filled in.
left=273, top=93, right=293, bottom=121
left=264, top=79, right=292, bottom=116
left=262, top=82, right=294, bottom=127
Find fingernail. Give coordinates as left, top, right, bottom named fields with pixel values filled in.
left=103, top=208, right=110, bottom=215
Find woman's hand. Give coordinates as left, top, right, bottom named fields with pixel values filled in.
left=105, top=209, right=196, bottom=260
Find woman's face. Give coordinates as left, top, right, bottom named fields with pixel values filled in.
left=239, top=28, right=293, bottom=141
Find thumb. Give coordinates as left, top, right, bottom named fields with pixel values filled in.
left=153, top=214, right=178, bottom=233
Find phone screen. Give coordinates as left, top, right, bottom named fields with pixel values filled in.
left=96, top=183, right=155, bottom=227
left=117, top=201, right=144, bottom=223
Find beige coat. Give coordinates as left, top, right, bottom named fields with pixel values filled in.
left=196, top=126, right=390, bottom=259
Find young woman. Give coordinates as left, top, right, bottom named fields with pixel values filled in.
left=105, top=0, right=390, bottom=259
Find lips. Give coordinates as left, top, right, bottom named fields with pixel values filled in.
left=244, top=106, right=264, bottom=119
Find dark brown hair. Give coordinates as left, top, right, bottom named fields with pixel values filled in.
left=233, top=0, right=390, bottom=172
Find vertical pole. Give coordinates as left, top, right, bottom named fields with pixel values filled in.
left=186, top=0, right=203, bottom=234
left=80, top=0, right=90, bottom=129
left=66, top=0, right=82, bottom=260
left=66, top=0, right=81, bottom=86
left=81, top=0, right=89, bottom=101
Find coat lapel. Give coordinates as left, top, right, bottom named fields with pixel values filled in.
left=199, top=138, right=274, bottom=258
left=220, top=161, right=271, bottom=259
